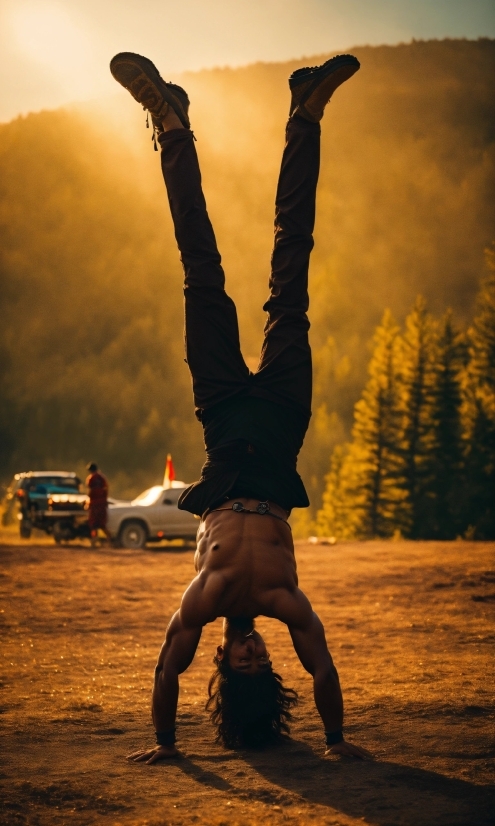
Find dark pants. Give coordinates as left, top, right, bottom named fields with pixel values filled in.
left=158, top=117, right=320, bottom=419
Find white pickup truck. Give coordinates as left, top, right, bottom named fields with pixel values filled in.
left=107, top=484, right=198, bottom=549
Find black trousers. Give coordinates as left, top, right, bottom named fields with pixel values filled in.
left=158, top=117, right=320, bottom=421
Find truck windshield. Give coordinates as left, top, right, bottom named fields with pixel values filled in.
left=29, top=477, right=80, bottom=490
left=132, top=486, right=163, bottom=507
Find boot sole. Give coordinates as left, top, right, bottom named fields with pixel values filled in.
left=110, top=52, right=190, bottom=128
left=289, top=54, right=360, bottom=110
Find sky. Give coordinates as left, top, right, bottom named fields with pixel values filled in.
left=0, top=0, right=494, bottom=122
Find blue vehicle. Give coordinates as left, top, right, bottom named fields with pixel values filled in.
left=4, top=471, right=89, bottom=541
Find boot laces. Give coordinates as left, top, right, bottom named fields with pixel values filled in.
left=144, top=106, right=159, bottom=150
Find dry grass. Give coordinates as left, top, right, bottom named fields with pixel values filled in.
left=1, top=538, right=494, bottom=825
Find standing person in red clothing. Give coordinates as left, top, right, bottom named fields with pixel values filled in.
left=85, top=462, right=112, bottom=546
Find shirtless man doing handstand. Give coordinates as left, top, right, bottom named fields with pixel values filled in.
left=110, top=50, right=371, bottom=762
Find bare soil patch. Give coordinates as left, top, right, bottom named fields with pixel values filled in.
left=1, top=539, right=494, bottom=826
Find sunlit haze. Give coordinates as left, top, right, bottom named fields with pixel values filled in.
left=0, top=0, right=494, bottom=122
left=8, top=3, right=98, bottom=99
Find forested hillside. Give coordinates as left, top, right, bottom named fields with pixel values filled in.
left=1, top=38, right=493, bottom=507
left=316, top=252, right=495, bottom=540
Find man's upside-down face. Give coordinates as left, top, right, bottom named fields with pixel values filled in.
left=216, top=617, right=271, bottom=675
left=207, top=616, right=298, bottom=749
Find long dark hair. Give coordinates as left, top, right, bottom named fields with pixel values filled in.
left=206, top=658, right=298, bottom=749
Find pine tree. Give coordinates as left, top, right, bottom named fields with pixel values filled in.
left=316, top=444, right=358, bottom=539
left=318, top=311, right=403, bottom=538
left=429, top=311, right=465, bottom=538
left=462, top=248, right=495, bottom=538
left=352, top=310, right=404, bottom=536
left=397, top=296, right=437, bottom=538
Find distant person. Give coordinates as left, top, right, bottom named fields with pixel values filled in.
left=85, top=462, right=112, bottom=546
left=110, top=52, right=371, bottom=761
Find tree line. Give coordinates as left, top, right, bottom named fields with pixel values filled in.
left=316, top=249, right=495, bottom=540
left=0, top=39, right=493, bottom=508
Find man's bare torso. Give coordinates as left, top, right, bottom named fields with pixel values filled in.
left=179, top=497, right=305, bottom=628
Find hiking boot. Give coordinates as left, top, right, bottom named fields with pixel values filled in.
left=289, top=54, right=360, bottom=122
left=110, top=52, right=190, bottom=129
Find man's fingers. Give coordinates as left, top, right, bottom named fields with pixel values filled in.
left=134, top=752, right=155, bottom=762
left=127, top=750, right=146, bottom=760
left=325, top=741, right=374, bottom=760
left=127, top=745, right=179, bottom=764
left=146, top=751, right=166, bottom=764
left=147, top=747, right=179, bottom=762
left=127, top=750, right=155, bottom=762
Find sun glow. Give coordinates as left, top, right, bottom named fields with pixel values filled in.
left=9, top=2, right=97, bottom=95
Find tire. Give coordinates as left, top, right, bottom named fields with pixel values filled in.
left=119, top=521, right=147, bottom=550
left=53, top=520, right=75, bottom=544
left=19, top=519, right=32, bottom=539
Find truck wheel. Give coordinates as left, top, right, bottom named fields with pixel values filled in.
left=53, top=520, right=75, bottom=544
left=19, top=519, right=32, bottom=539
left=119, top=521, right=147, bottom=550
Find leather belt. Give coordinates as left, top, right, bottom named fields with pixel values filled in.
left=208, top=500, right=291, bottom=527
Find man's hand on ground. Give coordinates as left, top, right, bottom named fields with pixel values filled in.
left=325, top=740, right=373, bottom=760
left=127, top=745, right=178, bottom=764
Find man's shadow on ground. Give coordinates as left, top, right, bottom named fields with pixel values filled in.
left=172, top=737, right=494, bottom=826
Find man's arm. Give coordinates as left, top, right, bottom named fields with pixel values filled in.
left=128, top=610, right=202, bottom=764
left=286, top=590, right=372, bottom=759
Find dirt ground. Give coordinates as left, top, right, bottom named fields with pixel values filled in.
left=1, top=536, right=494, bottom=826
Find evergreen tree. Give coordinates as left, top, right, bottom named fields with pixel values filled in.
left=318, top=311, right=403, bottom=538
left=397, top=296, right=437, bottom=538
left=352, top=310, right=404, bottom=536
left=462, top=248, right=495, bottom=538
left=429, top=311, right=465, bottom=538
left=316, top=444, right=357, bottom=539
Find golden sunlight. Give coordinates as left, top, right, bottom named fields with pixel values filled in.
left=9, top=2, right=93, bottom=86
